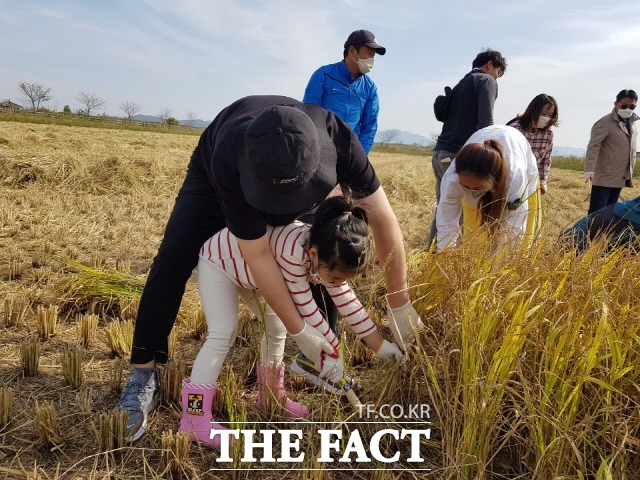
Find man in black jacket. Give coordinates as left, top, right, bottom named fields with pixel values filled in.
left=428, top=48, right=507, bottom=246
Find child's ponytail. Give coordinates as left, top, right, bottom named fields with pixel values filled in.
left=309, top=191, right=370, bottom=272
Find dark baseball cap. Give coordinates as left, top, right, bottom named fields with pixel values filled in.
left=240, top=104, right=338, bottom=215
left=344, top=29, right=386, bottom=55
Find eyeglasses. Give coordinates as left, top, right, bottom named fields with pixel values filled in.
left=619, top=104, right=636, bottom=110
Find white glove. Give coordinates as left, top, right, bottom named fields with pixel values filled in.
left=375, top=340, right=404, bottom=361
left=319, top=353, right=344, bottom=385
left=388, top=301, right=424, bottom=350
left=584, top=172, right=594, bottom=183
left=291, top=323, right=337, bottom=372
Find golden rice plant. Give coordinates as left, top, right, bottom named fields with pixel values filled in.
left=161, top=430, right=192, bottom=478
left=159, top=358, right=186, bottom=407
left=59, top=259, right=144, bottom=312
left=3, top=294, right=30, bottom=328
left=75, top=313, right=99, bottom=348
left=20, top=336, right=41, bottom=377
left=93, top=409, right=128, bottom=452
left=36, top=304, right=58, bottom=339
left=35, top=401, right=64, bottom=447
left=0, top=387, right=12, bottom=428
left=404, top=233, right=640, bottom=478
left=61, top=344, right=83, bottom=389
left=103, top=319, right=134, bottom=358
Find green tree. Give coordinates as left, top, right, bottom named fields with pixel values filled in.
left=166, top=117, right=180, bottom=126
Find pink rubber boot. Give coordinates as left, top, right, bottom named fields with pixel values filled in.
left=177, top=378, right=232, bottom=448
left=256, top=363, right=308, bottom=419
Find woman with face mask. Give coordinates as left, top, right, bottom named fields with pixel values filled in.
left=507, top=94, right=559, bottom=195
left=435, top=125, right=541, bottom=251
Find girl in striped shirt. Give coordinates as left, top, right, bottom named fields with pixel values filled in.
left=178, top=194, right=403, bottom=447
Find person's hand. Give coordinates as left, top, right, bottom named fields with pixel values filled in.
left=319, top=353, right=344, bottom=385
left=584, top=172, right=594, bottom=183
left=387, top=301, right=424, bottom=350
left=540, top=181, right=548, bottom=195
left=291, top=323, right=338, bottom=371
left=375, top=339, right=404, bottom=361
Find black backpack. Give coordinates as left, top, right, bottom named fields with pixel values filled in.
left=433, top=71, right=473, bottom=122
left=433, top=86, right=453, bottom=122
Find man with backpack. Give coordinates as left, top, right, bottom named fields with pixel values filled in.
left=428, top=48, right=507, bottom=246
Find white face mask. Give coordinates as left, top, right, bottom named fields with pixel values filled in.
left=536, top=115, right=551, bottom=129
left=461, top=185, right=489, bottom=199
left=618, top=108, right=634, bottom=119
left=309, top=270, right=332, bottom=286
left=353, top=51, right=374, bottom=74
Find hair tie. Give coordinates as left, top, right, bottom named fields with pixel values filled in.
left=342, top=211, right=352, bottom=216
left=483, top=139, right=491, bottom=145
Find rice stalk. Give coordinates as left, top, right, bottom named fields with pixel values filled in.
left=93, top=409, right=128, bottom=452
left=35, top=401, right=64, bottom=446
left=3, top=295, right=30, bottom=327
left=61, top=344, right=83, bottom=389
left=36, top=304, right=58, bottom=339
left=115, top=258, right=131, bottom=273
left=159, top=358, right=186, bottom=407
left=161, top=430, right=191, bottom=478
left=108, top=358, right=126, bottom=393
left=118, top=296, right=139, bottom=321
left=20, top=336, right=41, bottom=376
left=75, top=313, right=99, bottom=348
left=75, top=386, right=93, bottom=415
left=103, top=319, right=134, bottom=358
left=0, top=387, right=12, bottom=428
left=168, top=328, right=178, bottom=360
left=8, top=254, right=24, bottom=280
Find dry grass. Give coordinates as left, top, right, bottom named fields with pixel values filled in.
left=1, top=120, right=640, bottom=479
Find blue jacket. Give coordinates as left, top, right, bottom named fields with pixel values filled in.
left=303, top=61, right=379, bottom=153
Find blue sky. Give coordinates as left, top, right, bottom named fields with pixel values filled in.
left=2, top=0, right=640, bottom=149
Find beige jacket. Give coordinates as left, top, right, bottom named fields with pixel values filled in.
left=585, top=108, right=638, bottom=188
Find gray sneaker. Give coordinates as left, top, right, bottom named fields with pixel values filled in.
left=115, top=367, right=160, bottom=442
left=290, top=352, right=357, bottom=395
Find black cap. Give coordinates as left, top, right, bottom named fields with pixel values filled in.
left=344, top=29, right=386, bottom=55
left=240, top=105, right=338, bottom=215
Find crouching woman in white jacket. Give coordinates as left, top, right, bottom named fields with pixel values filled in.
left=436, top=125, right=541, bottom=251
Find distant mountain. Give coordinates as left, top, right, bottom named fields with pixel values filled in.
left=376, top=129, right=433, bottom=146
left=553, top=146, right=586, bottom=157
left=377, top=129, right=588, bottom=157
left=132, top=114, right=210, bottom=127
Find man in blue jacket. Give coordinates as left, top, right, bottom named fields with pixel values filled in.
left=303, top=29, right=385, bottom=154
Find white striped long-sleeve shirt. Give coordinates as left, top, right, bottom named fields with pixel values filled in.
left=200, top=221, right=377, bottom=348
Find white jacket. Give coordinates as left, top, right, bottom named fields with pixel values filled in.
left=436, top=125, right=539, bottom=250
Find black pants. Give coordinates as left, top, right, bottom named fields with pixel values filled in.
left=588, top=185, right=621, bottom=215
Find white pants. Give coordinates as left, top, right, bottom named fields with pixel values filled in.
left=190, top=258, right=287, bottom=384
